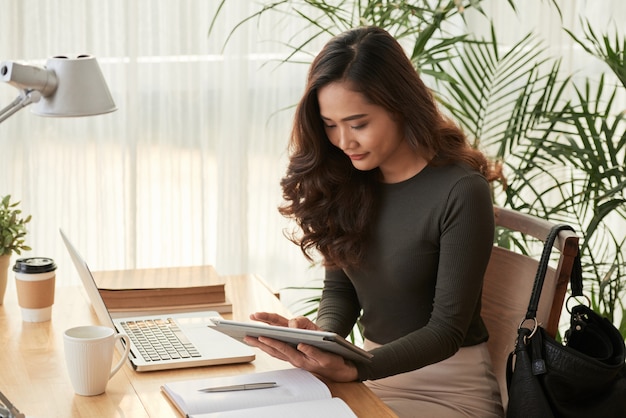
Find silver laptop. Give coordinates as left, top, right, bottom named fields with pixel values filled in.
left=60, top=229, right=255, bottom=372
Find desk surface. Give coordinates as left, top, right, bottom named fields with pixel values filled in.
left=0, top=270, right=396, bottom=418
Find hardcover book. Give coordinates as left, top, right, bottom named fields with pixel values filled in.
left=94, top=265, right=227, bottom=310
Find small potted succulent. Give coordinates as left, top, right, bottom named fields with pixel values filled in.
left=0, top=195, right=32, bottom=304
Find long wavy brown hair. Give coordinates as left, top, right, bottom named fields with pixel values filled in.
left=279, top=26, right=494, bottom=269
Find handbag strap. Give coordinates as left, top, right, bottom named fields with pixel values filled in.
left=524, top=224, right=583, bottom=320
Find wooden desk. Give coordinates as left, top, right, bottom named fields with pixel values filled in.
left=0, top=271, right=397, bottom=418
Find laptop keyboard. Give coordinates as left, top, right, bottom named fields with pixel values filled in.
left=119, top=318, right=202, bottom=362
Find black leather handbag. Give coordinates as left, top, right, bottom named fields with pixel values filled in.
left=506, top=224, right=626, bottom=418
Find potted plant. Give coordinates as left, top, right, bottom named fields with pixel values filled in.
left=0, top=195, right=32, bottom=304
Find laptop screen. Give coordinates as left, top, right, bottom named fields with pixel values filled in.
left=60, top=229, right=116, bottom=328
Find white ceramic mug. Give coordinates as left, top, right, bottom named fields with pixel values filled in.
left=63, top=325, right=131, bottom=396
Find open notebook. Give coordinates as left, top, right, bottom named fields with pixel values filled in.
left=60, top=229, right=255, bottom=371
left=161, top=368, right=357, bottom=417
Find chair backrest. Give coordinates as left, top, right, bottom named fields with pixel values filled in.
left=481, top=207, right=580, bottom=409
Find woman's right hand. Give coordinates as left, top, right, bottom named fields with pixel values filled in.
left=245, top=312, right=359, bottom=382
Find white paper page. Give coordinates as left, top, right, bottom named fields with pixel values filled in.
left=162, top=368, right=331, bottom=415
left=190, top=397, right=357, bottom=418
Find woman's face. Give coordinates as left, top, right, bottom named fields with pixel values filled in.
left=318, top=81, right=423, bottom=183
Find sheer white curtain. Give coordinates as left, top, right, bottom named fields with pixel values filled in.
left=0, top=0, right=322, bottom=301
left=0, top=1, right=623, bottom=312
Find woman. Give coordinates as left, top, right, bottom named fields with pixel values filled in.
left=245, top=26, right=504, bottom=417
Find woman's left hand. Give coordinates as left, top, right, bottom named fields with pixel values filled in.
left=244, top=313, right=359, bottom=382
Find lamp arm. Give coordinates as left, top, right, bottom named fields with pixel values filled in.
left=0, top=89, right=41, bottom=123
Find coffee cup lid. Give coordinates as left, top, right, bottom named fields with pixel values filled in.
left=13, top=257, right=57, bottom=274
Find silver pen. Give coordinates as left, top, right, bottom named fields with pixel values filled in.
left=198, top=382, right=278, bottom=393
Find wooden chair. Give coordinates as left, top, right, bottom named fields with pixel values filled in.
left=481, top=206, right=580, bottom=410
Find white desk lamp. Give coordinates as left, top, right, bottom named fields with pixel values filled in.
left=0, top=54, right=116, bottom=123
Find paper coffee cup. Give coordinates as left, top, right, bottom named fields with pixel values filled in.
left=13, top=257, right=57, bottom=322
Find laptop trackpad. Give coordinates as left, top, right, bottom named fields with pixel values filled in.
left=175, top=315, right=219, bottom=327
left=177, top=317, right=255, bottom=356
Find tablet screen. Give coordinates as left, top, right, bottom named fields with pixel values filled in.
left=210, top=318, right=373, bottom=363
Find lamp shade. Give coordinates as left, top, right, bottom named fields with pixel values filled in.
left=32, top=55, right=117, bottom=117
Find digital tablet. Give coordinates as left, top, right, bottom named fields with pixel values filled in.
left=209, top=318, right=373, bottom=363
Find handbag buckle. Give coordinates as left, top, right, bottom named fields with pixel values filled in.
left=518, top=317, right=539, bottom=344
left=565, top=294, right=592, bottom=314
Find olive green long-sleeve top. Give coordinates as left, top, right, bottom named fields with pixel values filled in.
left=315, top=163, right=494, bottom=381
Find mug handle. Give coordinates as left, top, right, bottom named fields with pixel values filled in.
left=109, top=333, right=131, bottom=379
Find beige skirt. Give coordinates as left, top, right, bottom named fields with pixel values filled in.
left=364, top=340, right=504, bottom=418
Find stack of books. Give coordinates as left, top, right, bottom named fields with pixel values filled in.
left=94, top=265, right=232, bottom=314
